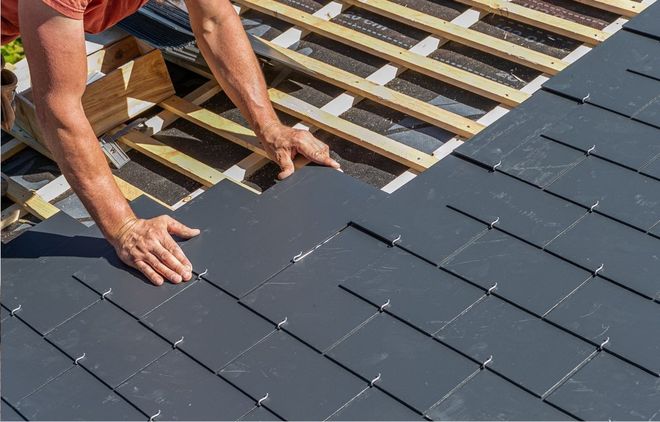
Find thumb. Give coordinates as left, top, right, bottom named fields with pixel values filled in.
left=277, top=152, right=295, bottom=180
left=166, top=216, right=200, bottom=239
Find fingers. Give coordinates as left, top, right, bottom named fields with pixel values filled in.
left=162, top=236, right=193, bottom=281
left=296, top=133, right=341, bottom=169
left=135, top=260, right=164, bottom=286
left=166, top=216, right=200, bottom=239
left=276, top=149, right=295, bottom=180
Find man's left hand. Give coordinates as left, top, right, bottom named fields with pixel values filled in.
left=260, top=123, right=341, bottom=179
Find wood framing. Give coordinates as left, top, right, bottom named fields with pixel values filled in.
left=341, top=0, right=568, bottom=75
left=235, top=0, right=529, bottom=107
left=573, top=0, right=646, bottom=17
left=2, top=174, right=61, bottom=221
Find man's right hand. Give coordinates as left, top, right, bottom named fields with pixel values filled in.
left=111, top=215, right=200, bottom=286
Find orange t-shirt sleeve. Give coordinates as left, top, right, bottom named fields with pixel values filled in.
left=40, top=0, right=91, bottom=20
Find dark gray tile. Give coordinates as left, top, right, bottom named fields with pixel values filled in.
left=220, top=331, right=365, bottom=420
left=547, top=352, right=660, bottom=421
left=1, top=399, right=25, bottom=421
left=442, top=230, right=592, bottom=315
left=73, top=252, right=197, bottom=318
left=543, top=103, right=660, bottom=171
left=544, top=31, right=660, bottom=118
left=426, top=370, right=570, bottom=421
left=142, top=281, right=273, bottom=371
left=328, top=387, right=422, bottom=421
left=456, top=91, right=577, bottom=171
left=117, top=350, right=255, bottom=420
left=641, top=155, right=660, bottom=180
left=15, top=366, right=144, bottom=421
left=174, top=179, right=257, bottom=229
left=547, top=278, right=660, bottom=375
left=488, top=136, right=584, bottom=188
left=546, top=213, right=660, bottom=300
left=633, top=95, right=660, bottom=128
left=241, top=229, right=382, bottom=351
left=624, top=2, right=660, bottom=39
left=1, top=258, right=99, bottom=335
left=1, top=305, right=10, bottom=322
left=327, top=314, right=478, bottom=412
left=238, top=406, right=282, bottom=421
left=1, top=318, right=72, bottom=403
left=128, top=195, right=170, bottom=219
left=436, top=296, right=594, bottom=396
left=47, top=301, right=170, bottom=387
left=547, top=157, right=660, bottom=230
left=182, top=167, right=381, bottom=297
left=341, top=246, right=483, bottom=335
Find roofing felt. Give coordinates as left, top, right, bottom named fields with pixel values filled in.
left=2, top=3, right=660, bottom=421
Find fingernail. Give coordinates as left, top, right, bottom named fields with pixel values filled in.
left=337, top=168, right=344, bottom=173
left=173, top=275, right=182, bottom=283
left=183, top=271, right=192, bottom=280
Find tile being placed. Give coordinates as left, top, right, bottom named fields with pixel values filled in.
left=546, top=278, right=660, bottom=375
left=546, top=213, right=660, bottom=300
left=15, top=366, right=144, bottom=421
left=547, top=156, right=660, bottom=230
left=543, top=103, right=660, bottom=171
left=47, top=300, right=171, bottom=387
left=73, top=252, right=197, bottom=318
left=241, top=228, right=384, bottom=351
left=340, top=245, right=484, bottom=335
left=546, top=352, right=660, bottom=421
left=117, top=350, right=255, bottom=420
left=436, top=296, right=594, bottom=396
left=1, top=318, right=72, bottom=404
left=327, top=387, right=423, bottom=421
left=327, top=314, right=478, bottom=412
left=220, top=330, right=365, bottom=421
left=426, top=370, right=570, bottom=421
left=442, top=230, right=592, bottom=315
left=182, top=167, right=381, bottom=297
left=1, top=258, right=99, bottom=335
left=142, top=281, right=273, bottom=371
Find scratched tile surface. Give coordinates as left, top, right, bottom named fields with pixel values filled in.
left=2, top=3, right=660, bottom=420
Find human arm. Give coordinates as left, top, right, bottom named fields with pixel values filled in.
left=18, top=1, right=198, bottom=285
left=186, top=0, right=341, bottom=179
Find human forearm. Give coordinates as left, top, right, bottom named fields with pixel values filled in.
left=36, top=99, right=135, bottom=242
left=187, top=0, right=279, bottom=136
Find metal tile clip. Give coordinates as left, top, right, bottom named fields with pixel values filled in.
left=589, top=200, right=599, bottom=212
left=379, top=299, right=391, bottom=312
left=492, top=160, right=502, bottom=171
left=196, top=269, right=208, bottom=280
left=581, top=93, right=590, bottom=103
left=489, top=216, right=500, bottom=229
left=257, top=393, right=269, bottom=407
left=370, top=373, right=381, bottom=387
left=487, top=282, right=498, bottom=295
left=102, top=288, right=112, bottom=299
left=594, top=263, right=604, bottom=276
left=481, top=355, right=493, bottom=369
left=391, top=235, right=401, bottom=247
left=277, top=317, right=288, bottom=330
left=75, top=353, right=86, bottom=365
left=586, top=145, right=596, bottom=156
left=10, top=304, right=21, bottom=316
left=598, top=337, right=610, bottom=351
left=149, top=409, right=161, bottom=421
left=174, top=336, right=184, bottom=348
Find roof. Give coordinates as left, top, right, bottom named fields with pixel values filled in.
left=2, top=2, right=660, bottom=420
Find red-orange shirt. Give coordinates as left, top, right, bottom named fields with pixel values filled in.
left=2, top=0, right=148, bottom=45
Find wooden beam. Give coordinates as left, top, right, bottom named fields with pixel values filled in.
left=235, top=0, right=529, bottom=107
left=573, top=0, right=645, bottom=17
left=257, top=38, right=483, bottom=138
left=342, top=0, right=567, bottom=75
left=450, top=0, right=608, bottom=44
left=1, top=138, right=27, bottom=162
left=2, top=174, right=61, bottom=221
left=268, top=88, right=438, bottom=171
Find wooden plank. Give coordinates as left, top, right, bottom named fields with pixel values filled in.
left=1, top=138, right=27, bottom=162
left=235, top=0, right=529, bottom=107
left=159, top=96, right=267, bottom=156
left=86, top=35, right=142, bottom=75
left=2, top=174, right=61, bottom=221
left=342, top=0, right=567, bottom=74
left=450, top=0, right=608, bottom=44
left=573, top=0, right=645, bottom=17
left=256, top=38, right=483, bottom=138
left=268, top=88, right=438, bottom=171
left=1, top=176, right=70, bottom=229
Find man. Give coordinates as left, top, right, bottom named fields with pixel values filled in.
left=1, top=0, right=341, bottom=285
